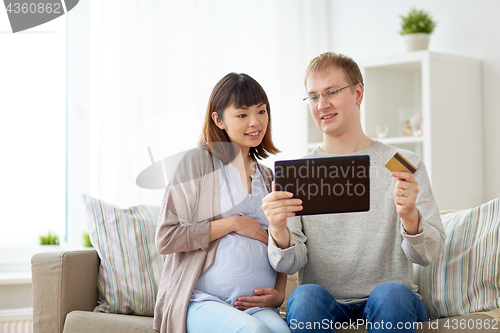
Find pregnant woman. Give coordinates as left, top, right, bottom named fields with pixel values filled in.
left=153, top=73, right=290, bottom=333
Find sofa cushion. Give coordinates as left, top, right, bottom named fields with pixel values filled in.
left=82, top=194, right=164, bottom=316
left=62, top=310, right=499, bottom=333
left=415, top=197, right=500, bottom=319
left=63, top=311, right=156, bottom=333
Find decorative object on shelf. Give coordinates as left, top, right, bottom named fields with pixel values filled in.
left=401, top=121, right=413, bottom=136
left=399, top=8, right=437, bottom=52
left=409, top=113, right=423, bottom=136
left=39, top=231, right=59, bottom=245
left=375, top=125, right=390, bottom=138
left=397, top=108, right=423, bottom=137
left=398, top=108, right=414, bottom=136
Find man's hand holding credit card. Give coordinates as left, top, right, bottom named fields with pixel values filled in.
left=385, top=152, right=420, bottom=235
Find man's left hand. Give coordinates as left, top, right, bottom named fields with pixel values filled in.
left=392, top=171, right=420, bottom=235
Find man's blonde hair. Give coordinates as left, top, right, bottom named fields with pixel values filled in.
left=304, top=52, right=364, bottom=89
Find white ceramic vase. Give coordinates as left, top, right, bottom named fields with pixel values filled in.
left=403, top=33, right=430, bottom=52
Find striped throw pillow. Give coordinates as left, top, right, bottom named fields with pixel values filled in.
left=82, top=194, right=164, bottom=316
left=415, top=197, right=500, bottom=319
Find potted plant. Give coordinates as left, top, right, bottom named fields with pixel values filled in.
left=39, top=231, right=60, bottom=245
left=82, top=231, right=93, bottom=248
left=37, top=231, right=61, bottom=252
left=399, top=8, right=437, bottom=52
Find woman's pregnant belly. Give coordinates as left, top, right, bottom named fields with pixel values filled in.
left=194, top=232, right=277, bottom=304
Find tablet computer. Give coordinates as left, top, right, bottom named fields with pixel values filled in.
left=274, top=155, right=370, bottom=215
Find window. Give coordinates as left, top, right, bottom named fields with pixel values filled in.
left=0, top=16, right=67, bottom=247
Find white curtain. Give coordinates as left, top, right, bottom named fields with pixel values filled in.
left=67, top=0, right=331, bottom=243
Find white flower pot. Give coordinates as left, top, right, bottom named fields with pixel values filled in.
left=403, top=33, right=430, bottom=52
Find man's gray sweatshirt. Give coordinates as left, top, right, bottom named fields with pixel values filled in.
left=268, top=140, right=445, bottom=304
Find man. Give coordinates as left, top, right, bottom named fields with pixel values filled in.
left=263, top=52, right=445, bottom=333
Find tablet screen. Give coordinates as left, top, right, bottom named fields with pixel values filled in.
left=274, top=155, right=370, bottom=215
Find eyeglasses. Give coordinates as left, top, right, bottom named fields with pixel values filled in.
left=303, top=83, right=357, bottom=105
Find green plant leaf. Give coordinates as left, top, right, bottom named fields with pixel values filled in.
left=82, top=231, right=93, bottom=248
left=399, top=8, right=437, bottom=35
left=39, top=231, right=59, bottom=245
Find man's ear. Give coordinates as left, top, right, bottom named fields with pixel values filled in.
left=355, top=83, right=364, bottom=106
left=212, top=112, right=225, bottom=130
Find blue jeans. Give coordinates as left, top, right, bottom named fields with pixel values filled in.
left=186, top=301, right=291, bottom=333
left=286, top=282, right=428, bottom=333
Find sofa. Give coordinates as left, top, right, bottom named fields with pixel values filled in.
left=31, top=250, right=499, bottom=333
left=32, top=196, right=500, bottom=333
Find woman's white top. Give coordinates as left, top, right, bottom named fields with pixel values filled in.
left=190, top=158, right=276, bottom=314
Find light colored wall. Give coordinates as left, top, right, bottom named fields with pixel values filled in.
left=0, top=285, right=32, bottom=310
left=328, top=0, right=500, bottom=205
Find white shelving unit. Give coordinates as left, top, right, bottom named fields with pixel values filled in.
left=306, top=51, right=483, bottom=211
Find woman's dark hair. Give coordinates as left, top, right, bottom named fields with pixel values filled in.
left=199, top=72, right=279, bottom=162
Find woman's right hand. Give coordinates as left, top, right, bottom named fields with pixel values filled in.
left=230, top=216, right=269, bottom=245
left=262, top=181, right=302, bottom=249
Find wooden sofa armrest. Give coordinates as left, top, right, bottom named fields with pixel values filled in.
left=31, top=249, right=99, bottom=333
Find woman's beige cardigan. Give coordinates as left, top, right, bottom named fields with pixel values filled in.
left=153, top=147, right=273, bottom=333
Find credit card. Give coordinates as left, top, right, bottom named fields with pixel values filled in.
left=385, top=152, right=417, bottom=174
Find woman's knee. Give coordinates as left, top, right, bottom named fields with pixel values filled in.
left=261, top=320, right=291, bottom=333
left=187, top=301, right=273, bottom=333
left=252, top=310, right=290, bottom=333
left=244, top=320, right=273, bottom=333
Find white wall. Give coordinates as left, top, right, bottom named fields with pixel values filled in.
left=328, top=0, right=500, bottom=205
